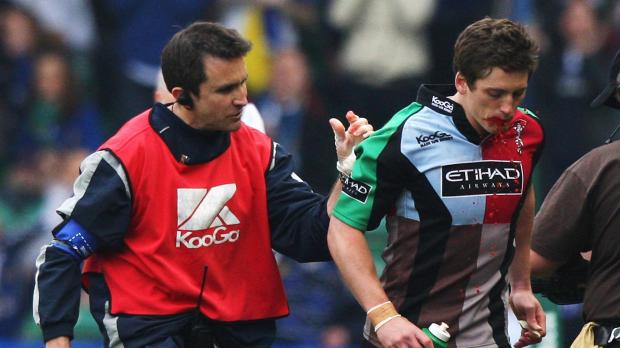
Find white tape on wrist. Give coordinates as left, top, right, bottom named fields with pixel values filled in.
left=374, top=314, right=402, bottom=333
left=336, top=152, right=356, bottom=176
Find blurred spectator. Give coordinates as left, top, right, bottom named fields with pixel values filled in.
left=328, top=0, right=436, bottom=128
left=531, top=0, right=612, bottom=197
left=0, top=5, right=45, bottom=169
left=591, top=0, right=620, bottom=53
left=226, top=0, right=335, bottom=95
left=275, top=259, right=365, bottom=347
left=0, top=147, right=88, bottom=338
left=256, top=47, right=333, bottom=193
left=12, top=0, right=96, bottom=53
left=12, top=0, right=98, bottom=95
left=12, top=48, right=104, bottom=158
left=0, top=158, right=44, bottom=337
left=0, top=4, right=41, bottom=113
left=217, top=0, right=299, bottom=98
left=256, top=48, right=308, bottom=162
left=90, top=1, right=212, bottom=131
left=427, top=0, right=495, bottom=84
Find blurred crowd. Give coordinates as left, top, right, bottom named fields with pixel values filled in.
left=0, top=0, right=619, bottom=347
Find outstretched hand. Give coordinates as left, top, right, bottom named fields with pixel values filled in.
left=329, top=111, right=373, bottom=174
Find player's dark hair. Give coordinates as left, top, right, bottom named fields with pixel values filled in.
left=453, top=17, right=539, bottom=88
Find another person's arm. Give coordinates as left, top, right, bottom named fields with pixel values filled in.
left=508, top=186, right=546, bottom=348
left=530, top=163, right=593, bottom=307
left=530, top=250, right=563, bottom=277
left=35, top=150, right=131, bottom=347
left=531, top=167, right=591, bottom=276
left=268, top=112, right=371, bottom=262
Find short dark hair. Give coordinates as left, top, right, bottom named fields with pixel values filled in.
left=161, top=21, right=251, bottom=96
left=453, top=17, right=539, bottom=87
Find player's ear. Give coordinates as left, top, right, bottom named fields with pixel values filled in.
left=455, top=72, right=469, bottom=95
left=171, top=87, right=194, bottom=109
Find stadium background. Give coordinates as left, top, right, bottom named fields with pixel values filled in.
left=0, top=0, right=619, bottom=347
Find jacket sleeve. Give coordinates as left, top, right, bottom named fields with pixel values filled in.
left=33, top=150, right=132, bottom=342
left=266, top=142, right=331, bottom=262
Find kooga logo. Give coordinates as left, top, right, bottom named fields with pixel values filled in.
left=431, top=96, right=454, bottom=113
left=416, top=130, right=453, bottom=147
left=441, top=161, right=523, bottom=197
left=176, top=185, right=241, bottom=248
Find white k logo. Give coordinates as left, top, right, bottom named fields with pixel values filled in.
left=177, top=184, right=240, bottom=231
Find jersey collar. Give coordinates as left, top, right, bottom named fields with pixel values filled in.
left=416, top=84, right=482, bottom=145
left=149, top=103, right=231, bottom=164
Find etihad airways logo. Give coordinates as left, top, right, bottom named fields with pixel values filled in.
left=176, top=185, right=240, bottom=248
left=441, top=160, right=523, bottom=197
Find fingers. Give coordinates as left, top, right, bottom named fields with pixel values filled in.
left=331, top=111, right=373, bottom=145
left=415, top=331, right=434, bottom=348
left=329, top=118, right=346, bottom=141
left=525, top=309, right=542, bottom=332
left=513, top=306, right=545, bottom=348
left=355, top=124, right=374, bottom=138
left=344, top=111, right=372, bottom=138
left=514, top=329, right=543, bottom=348
left=535, top=305, right=547, bottom=336
left=517, top=318, right=544, bottom=348
left=376, top=318, right=435, bottom=348
left=521, top=302, right=545, bottom=336
left=345, top=110, right=359, bottom=123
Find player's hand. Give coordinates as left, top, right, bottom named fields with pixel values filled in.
left=510, top=289, right=546, bottom=347
left=376, top=316, right=434, bottom=348
left=329, top=111, right=373, bottom=174
left=45, top=336, right=71, bottom=348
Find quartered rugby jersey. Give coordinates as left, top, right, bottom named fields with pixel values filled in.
left=333, top=85, right=544, bottom=348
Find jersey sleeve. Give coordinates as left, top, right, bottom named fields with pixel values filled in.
left=532, top=168, right=591, bottom=262
left=266, top=142, right=331, bottom=262
left=33, top=150, right=132, bottom=341
left=333, top=110, right=416, bottom=232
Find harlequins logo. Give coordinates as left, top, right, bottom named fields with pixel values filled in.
left=513, top=119, right=526, bottom=155
left=441, top=161, right=523, bottom=197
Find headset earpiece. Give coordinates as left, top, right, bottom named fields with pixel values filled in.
left=177, top=91, right=194, bottom=108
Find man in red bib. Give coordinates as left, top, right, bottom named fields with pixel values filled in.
left=33, top=22, right=372, bottom=348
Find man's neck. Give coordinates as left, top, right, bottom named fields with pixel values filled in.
left=170, top=103, right=202, bottom=130
left=448, top=93, right=487, bottom=137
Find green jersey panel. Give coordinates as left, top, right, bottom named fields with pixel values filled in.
left=333, top=102, right=423, bottom=231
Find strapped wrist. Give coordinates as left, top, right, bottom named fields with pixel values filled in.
left=374, top=314, right=402, bottom=333
left=336, top=152, right=356, bottom=176
left=367, top=301, right=400, bottom=332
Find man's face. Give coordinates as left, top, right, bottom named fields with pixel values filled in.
left=457, top=68, right=529, bottom=135
left=190, top=56, right=248, bottom=131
